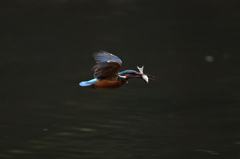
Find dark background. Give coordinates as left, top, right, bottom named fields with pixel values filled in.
left=0, top=0, right=240, bottom=159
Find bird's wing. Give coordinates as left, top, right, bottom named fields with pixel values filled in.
left=92, top=51, right=122, bottom=80
left=93, top=51, right=122, bottom=64
left=92, top=62, right=121, bottom=80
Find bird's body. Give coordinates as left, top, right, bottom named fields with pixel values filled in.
left=90, top=79, right=127, bottom=90
left=79, top=51, right=154, bottom=90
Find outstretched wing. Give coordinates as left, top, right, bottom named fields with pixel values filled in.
left=93, top=51, right=122, bottom=64
left=92, top=51, right=122, bottom=80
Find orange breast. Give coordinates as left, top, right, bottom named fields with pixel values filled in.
left=91, top=80, right=127, bottom=90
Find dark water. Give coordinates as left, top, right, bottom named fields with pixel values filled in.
left=1, top=1, right=240, bottom=159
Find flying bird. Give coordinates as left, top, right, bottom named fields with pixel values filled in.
left=79, top=51, right=155, bottom=90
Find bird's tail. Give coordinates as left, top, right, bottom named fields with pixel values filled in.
left=79, top=79, right=98, bottom=87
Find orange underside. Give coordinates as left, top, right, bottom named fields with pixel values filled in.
left=90, top=80, right=127, bottom=90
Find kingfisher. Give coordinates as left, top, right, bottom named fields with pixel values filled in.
left=79, top=51, right=155, bottom=90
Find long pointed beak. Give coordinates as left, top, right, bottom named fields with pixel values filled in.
left=136, top=66, right=155, bottom=83
left=144, top=74, right=155, bottom=81
left=135, top=72, right=155, bottom=83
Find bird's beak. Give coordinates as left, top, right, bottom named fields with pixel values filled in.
left=145, top=74, right=155, bottom=81
left=142, top=73, right=155, bottom=83
left=134, top=72, right=155, bottom=83
left=136, top=66, right=155, bottom=83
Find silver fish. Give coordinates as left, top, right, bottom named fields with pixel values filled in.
left=137, top=66, right=149, bottom=83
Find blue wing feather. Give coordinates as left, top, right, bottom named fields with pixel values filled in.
left=93, top=51, right=122, bottom=64
left=79, top=78, right=98, bottom=87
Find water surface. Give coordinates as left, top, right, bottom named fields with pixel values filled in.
left=1, top=1, right=240, bottom=159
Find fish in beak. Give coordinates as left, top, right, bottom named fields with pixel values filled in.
left=137, top=66, right=155, bottom=83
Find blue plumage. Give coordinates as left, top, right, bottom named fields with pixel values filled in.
left=118, top=70, right=137, bottom=75
left=79, top=78, right=98, bottom=87
left=93, top=51, right=122, bottom=64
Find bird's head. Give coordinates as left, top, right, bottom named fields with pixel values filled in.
left=118, top=70, right=155, bottom=83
